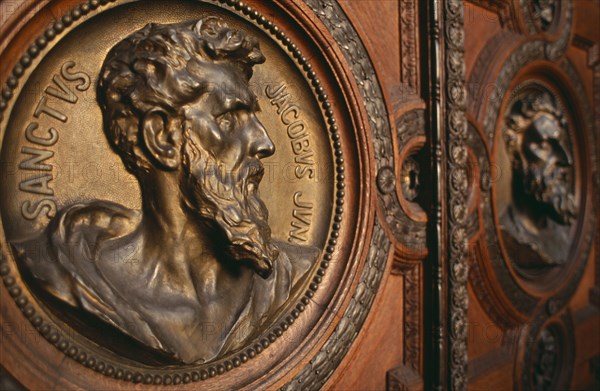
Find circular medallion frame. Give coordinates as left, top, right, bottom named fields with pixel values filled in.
left=0, top=0, right=380, bottom=389
left=487, top=61, right=594, bottom=308
left=515, top=310, right=575, bottom=391
left=466, top=35, right=596, bottom=325
left=493, top=78, right=579, bottom=288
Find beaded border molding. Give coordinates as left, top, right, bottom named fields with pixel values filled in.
left=0, top=0, right=348, bottom=385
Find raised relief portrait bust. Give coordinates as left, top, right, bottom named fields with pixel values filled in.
left=500, top=89, right=577, bottom=269
left=531, top=0, right=557, bottom=31
left=15, top=17, right=317, bottom=364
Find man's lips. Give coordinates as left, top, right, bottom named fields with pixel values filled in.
left=245, top=160, right=264, bottom=186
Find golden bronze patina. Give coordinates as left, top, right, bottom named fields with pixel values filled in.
left=0, top=2, right=333, bottom=367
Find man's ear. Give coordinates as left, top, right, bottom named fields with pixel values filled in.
left=142, top=110, right=181, bottom=170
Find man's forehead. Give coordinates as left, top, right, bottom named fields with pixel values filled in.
left=187, top=60, right=258, bottom=111
left=213, top=79, right=257, bottom=110
left=532, top=113, right=561, bottom=140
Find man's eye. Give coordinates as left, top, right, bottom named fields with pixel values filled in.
left=217, top=112, right=235, bottom=131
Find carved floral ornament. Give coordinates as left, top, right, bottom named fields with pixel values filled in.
left=0, top=0, right=388, bottom=388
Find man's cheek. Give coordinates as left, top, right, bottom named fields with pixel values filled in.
left=186, top=116, right=224, bottom=151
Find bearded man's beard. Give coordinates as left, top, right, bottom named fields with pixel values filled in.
left=180, top=136, right=279, bottom=278
left=520, top=161, right=577, bottom=225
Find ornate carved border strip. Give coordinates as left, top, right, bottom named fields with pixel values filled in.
left=425, top=0, right=469, bottom=388
left=282, top=222, right=390, bottom=390
left=299, top=0, right=392, bottom=173
left=444, top=1, right=469, bottom=389
left=481, top=40, right=545, bottom=146
left=466, top=29, right=520, bottom=121
left=280, top=0, right=394, bottom=388
left=544, top=0, right=572, bottom=61
left=400, top=0, right=418, bottom=92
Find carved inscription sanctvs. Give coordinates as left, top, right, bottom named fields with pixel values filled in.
left=19, top=61, right=90, bottom=220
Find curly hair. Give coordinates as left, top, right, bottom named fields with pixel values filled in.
left=97, top=17, right=265, bottom=176
left=503, top=90, right=567, bottom=160
left=503, top=89, right=576, bottom=223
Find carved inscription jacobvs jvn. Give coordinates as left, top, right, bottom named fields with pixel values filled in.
left=18, top=61, right=90, bottom=220
left=265, top=83, right=316, bottom=242
left=266, top=82, right=316, bottom=179
left=289, top=191, right=313, bottom=243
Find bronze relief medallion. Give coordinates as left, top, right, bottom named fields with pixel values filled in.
left=0, top=0, right=363, bottom=386
left=496, top=82, right=577, bottom=277
left=491, top=72, right=593, bottom=299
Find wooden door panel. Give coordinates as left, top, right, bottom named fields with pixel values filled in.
left=463, top=1, right=599, bottom=389
left=0, top=1, right=597, bottom=390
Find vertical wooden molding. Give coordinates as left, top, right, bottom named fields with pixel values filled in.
left=386, top=264, right=423, bottom=391
left=399, top=0, right=418, bottom=93
left=444, top=0, right=469, bottom=389
left=590, top=43, right=600, bottom=309
left=423, top=0, right=447, bottom=388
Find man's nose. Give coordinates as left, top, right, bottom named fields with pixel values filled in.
left=249, top=118, right=275, bottom=158
left=551, top=139, right=572, bottom=166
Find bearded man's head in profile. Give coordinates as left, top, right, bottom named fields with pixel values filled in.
left=14, top=16, right=317, bottom=365
left=504, top=91, right=577, bottom=225
left=98, top=16, right=278, bottom=277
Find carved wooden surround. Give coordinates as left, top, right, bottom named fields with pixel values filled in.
left=0, top=0, right=598, bottom=390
